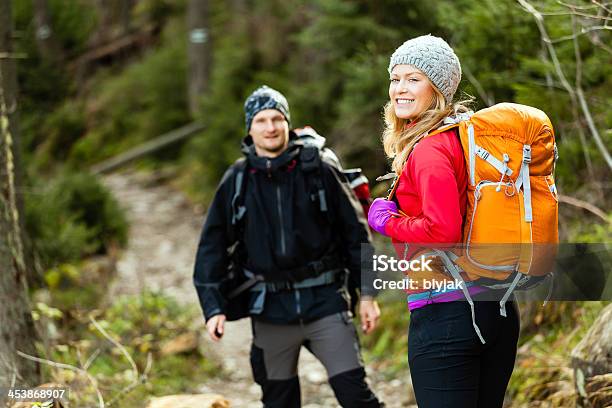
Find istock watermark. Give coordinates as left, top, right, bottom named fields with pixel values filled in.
left=361, top=243, right=612, bottom=301
left=372, top=254, right=433, bottom=272
left=372, top=277, right=465, bottom=291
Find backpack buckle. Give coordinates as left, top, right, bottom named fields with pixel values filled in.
left=267, top=281, right=292, bottom=292
left=522, top=145, right=532, bottom=163
left=310, top=259, right=326, bottom=274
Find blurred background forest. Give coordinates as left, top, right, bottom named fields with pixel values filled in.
left=8, top=0, right=612, bottom=249
left=0, top=0, right=610, bottom=406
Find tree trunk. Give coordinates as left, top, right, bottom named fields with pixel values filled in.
left=5, top=0, right=39, bottom=287
left=91, top=0, right=114, bottom=46
left=571, top=304, right=612, bottom=407
left=187, top=0, right=212, bottom=118
left=0, top=0, right=40, bottom=392
left=120, top=0, right=135, bottom=36
left=32, top=0, right=64, bottom=62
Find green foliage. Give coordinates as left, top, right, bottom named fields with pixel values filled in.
left=14, top=0, right=609, bottom=215
left=40, top=292, right=219, bottom=406
left=102, top=291, right=190, bottom=343
left=508, top=301, right=607, bottom=406
left=436, top=0, right=611, bottom=238
left=439, top=0, right=540, bottom=104
left=12, top=0, right=609, bottom=216
left=289, top=1, right=399, bottom=176
left=133, top=0, right=185, bottom=26
left=183, top=0, right=451, bottom=196
left=33, top=100, right=87, bottom=169
left=569, top=216, right=612, bottom=243
left=25, top=172, right=128, bottom=269
left=70, top=19, right=189, bottom=166
left=183, top=0, right=282, bottom=192
left=332, top=50, right=389, bottom=170
left=360, top=296, right=409, bottom=375
left=46, top=264, right=103, bottom=310
left=12, top=0, right=97, bottom=55
left=13, top=0, right=96, bottom=153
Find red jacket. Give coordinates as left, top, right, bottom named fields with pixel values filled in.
left=384, top=129, right=467, bottom=244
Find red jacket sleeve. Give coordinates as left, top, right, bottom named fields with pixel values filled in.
left=384, top=137, right=463, bottom=244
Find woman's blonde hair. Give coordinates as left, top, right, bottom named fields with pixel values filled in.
left=382, top=80, right=472, bottom=174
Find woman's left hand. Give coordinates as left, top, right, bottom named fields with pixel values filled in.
left=367, top=198, right=398, bottom=236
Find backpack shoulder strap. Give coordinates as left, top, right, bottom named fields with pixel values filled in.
left=386, top=174, right=401, bottom=202
left=427, top=112, right=473, bottom=138
left=300, top=145, right=328, bottom=212
left=385, top=119, right=464, bottom=202
left=300, top=145, right=321, bottom=173
left=427, top=122, right=460, bottom=138
left=229, top=158, right=249, bottom=240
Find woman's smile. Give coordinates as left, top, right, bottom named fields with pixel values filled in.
left=389, top=65, right=435, bottom=120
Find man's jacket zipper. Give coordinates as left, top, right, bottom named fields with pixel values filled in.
left=276, top=186, right=286, bottom=255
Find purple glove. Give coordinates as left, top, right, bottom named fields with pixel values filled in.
left=368, top=198, right=398, bottom=236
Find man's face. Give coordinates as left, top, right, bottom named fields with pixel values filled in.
left=249, top=109, right=289, bottom=158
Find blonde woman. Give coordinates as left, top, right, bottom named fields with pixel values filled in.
left=368, top=35, right=519, bottom=407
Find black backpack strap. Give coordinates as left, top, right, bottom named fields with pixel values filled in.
left=300, top=144, right=320, bottom=172
left=300, top=145, right=328, bottom=212
left=230, top=159, right=248, bottom=225
left=228, top=158, right=249, bottom=247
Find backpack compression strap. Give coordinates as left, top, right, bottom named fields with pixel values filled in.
left=300, top=145, right=328, bottom=212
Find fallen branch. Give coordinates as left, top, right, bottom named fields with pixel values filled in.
left=90, top=122, right=205, bottom=174
left=89, top=315, right=152, bottom=407
left=105, top=352, right=153, bottom=408
left=16, top=350, right=105, bottom=408
left=69, top=23, right=158, bottom=68
left=558, top=194, right=610, bottom=223
left=0, top=52, right=27, bottom=59
left=83, top=348, right=102, bottom=371
left=89, top=316, right=138, bottom=377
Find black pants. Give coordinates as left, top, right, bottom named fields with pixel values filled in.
left=408, top=300, right=520, bottom=408
left=250, top=312, right=382, bottom=408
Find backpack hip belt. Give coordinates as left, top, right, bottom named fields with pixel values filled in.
left=265, top=268, right=346, bottom=292
left=238, top=255, right=345, bottom=295
left=265, top=254, right=345, bottom=290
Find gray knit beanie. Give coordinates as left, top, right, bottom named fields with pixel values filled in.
left=244, top=85, right=291, bottom=134
left=388, top=35, right=461, bottom=103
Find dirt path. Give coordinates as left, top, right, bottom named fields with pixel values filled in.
left=103, top=170, right=416, bottom=407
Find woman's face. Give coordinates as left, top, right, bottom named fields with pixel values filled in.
left=389, top=64, right=435, bottom=121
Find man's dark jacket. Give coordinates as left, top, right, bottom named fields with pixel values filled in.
left=193, top=132, right=374, bottom=324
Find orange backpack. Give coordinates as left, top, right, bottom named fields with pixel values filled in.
left=389, top=103, right=559, bottom=343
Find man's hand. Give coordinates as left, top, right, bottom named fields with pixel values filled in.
left=359, top=298, right=380, bottom=335
left=206, top=314, right=226, bottom=342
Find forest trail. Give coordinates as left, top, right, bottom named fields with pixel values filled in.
left=103, top=170, right=416, bottom=407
